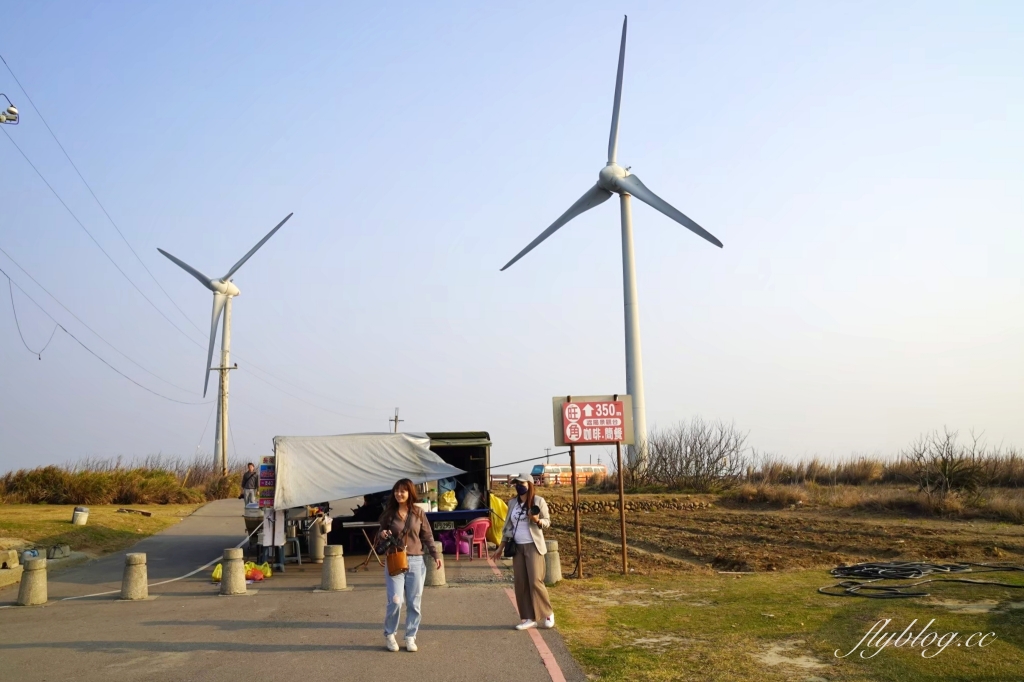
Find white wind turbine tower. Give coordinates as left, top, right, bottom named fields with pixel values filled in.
left=159, top=213, right=293, bottom=475
left=501, top=17, right=723, bottom=464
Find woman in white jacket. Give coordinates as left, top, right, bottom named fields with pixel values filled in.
left=492, top=473, right=554, bottom=630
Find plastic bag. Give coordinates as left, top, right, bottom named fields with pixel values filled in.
left=258, top=561, right=272, bottom=578
left=437, top=530, right=470, bottom=555
left=487, top=494, right=507, bottom=546
left=460, top=483, right=483, bottom=510
left=438, top=490, right=457, bottom=511
left=211, top=563, right=222, bottom=582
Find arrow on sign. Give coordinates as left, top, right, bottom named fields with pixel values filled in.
left=582, top=404, right=594, bottom=417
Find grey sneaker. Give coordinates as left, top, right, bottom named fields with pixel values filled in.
left=384, top=633, right=399, bottom=652
left=405, top=637, right=418, bottom=652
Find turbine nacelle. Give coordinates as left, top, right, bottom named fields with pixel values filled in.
left=598, top=162, right=629, bottom=192
left=210, top=279, right=240, bottom=297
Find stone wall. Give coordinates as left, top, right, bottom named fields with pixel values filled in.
left=546, top=498, right=712, bottom=515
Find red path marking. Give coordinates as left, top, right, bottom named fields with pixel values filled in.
left=490, top=553, right=567, bottom=682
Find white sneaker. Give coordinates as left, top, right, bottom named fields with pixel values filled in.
left=542, top=614, right=555, bottom=629
left=405, top=637, right=418, bottom=652
left=384, top=633, right=399, bottom=652
left=515, top=619, right=537, bottom=630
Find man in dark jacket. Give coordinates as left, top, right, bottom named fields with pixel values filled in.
left=241, top=463, right=258, bottom=505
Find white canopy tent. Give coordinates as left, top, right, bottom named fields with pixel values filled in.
left=271, top=432, right=465, bottom=510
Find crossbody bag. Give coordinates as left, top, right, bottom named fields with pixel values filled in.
left=385, top=510, right=414, bottom=576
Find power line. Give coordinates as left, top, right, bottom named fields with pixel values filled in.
left=0, top=55, right=389, bottom=419
left=7, top=277, right=57, bottom=358
left=0, top=265, right=213, bottom=405
left=240, top=359, right=385, bottom=412
left=195, top=401, right=217, bottom=455
left=1, top=128, right=207, bottom=350
left=0, top=54, right=388, bottom=416
left=0, top=244, right=197, bottom=394
left=243, top=369, right=373, bottom=422
left=0, top=52, right=203, bottom=338
left=228, top=418, right=239, bottom=460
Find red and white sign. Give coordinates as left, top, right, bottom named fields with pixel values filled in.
left=563, top=401, right=626, bottom=444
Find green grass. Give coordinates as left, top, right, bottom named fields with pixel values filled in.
left=551, top=569, right=1024, bottom=681
left=0, top=504, right=202, bottom=556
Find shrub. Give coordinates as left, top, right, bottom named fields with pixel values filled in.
left=623, top=419, right=748, bottom=492
left=1, top=455, right=248, bottom=505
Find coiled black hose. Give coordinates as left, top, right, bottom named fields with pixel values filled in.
left=818, top=561, right=1024, bottom=599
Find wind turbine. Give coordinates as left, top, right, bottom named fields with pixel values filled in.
left=158, top=213, right=293, bottom=475
left=501, top=17, right=723, bottom=464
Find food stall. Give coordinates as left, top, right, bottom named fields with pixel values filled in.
left=260, top=431, right=499, bottom=564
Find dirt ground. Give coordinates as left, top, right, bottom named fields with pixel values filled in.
left=539, top=489, right=1024, bottom=577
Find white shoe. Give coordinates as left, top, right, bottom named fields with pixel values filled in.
left=405, top=637, right=418, bottom=652
left=542, top=614, right=555, bottom=629
left=515, top=619, right=537, bottom=630
left=384, top=634, right=399, bottom=652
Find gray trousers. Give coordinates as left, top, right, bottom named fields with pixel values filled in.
left=243, top=489, right=257, bottom=505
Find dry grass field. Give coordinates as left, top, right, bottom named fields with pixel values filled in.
left=0, top=504, right=202, bottom=557
left=534, top=487, right=1024, bottom=681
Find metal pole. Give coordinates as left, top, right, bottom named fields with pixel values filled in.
left=620, top=192, right=647, bottom=466
left=220, top=296, right=232, bottom=477
left=616, top=440, right=627, bottom=575
left=570, top=443, right=582, bottom=579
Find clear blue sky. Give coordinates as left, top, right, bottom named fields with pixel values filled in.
left=1, top=1, right=1021, bottom=472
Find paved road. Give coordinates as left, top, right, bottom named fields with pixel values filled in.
left=0, top=500, right=585, bottom=682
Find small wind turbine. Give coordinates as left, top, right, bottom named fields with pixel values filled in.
left=501, top=17, right=723, bottom=464
left=159, top=213, right=293, bottom=475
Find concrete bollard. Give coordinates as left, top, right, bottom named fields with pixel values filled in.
left=1, top=549, right=18, bottom=569
left=120, top=553, right=149, bottom=600
left=544, top=540, right=562, bottom=586
left=309, top=518, right=326, bottom=564
left=220, top=548, right=247, bottom=596
left=319, top=545, right=349, bottom=591
left=17, top=558, right=47, bottom=606
left=424, top=541, right=446, bottom=587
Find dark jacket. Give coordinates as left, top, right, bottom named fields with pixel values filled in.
left=241, top=470, right=259, bottom=490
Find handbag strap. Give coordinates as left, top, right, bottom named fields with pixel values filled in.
left=397, top=507, right=415, bottom=545
left=510, top=500, right=525, bottom=539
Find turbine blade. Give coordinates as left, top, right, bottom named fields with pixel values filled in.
left=607, top=15, right=628, bottom=164
left=223, top=213, right=293, bottom=280
left=204, top=293, right=227, bottom=397
left=501, top=185, right=613, bottom=271
left=158, top=248, right=215, bottom=290
left=613, top=174, right=723, bottom=248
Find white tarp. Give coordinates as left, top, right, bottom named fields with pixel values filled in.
left=272, top=432, right=465, bottom=510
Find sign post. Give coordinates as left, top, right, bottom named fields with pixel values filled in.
left=569, top=440, right=582, bottom=579
left=553, top=395, right=634, bottom=578
left=616, top=441, right=627, bottom=575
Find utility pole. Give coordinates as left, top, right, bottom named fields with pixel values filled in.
left=545, top=448, right=551, bottom=463
left=390, top=408, right=404, bottom=433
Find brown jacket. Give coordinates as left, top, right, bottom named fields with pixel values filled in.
left=379, top=506, right=439, bottom=560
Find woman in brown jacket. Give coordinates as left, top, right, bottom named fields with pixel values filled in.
left=378, top=478, right=442, bottom=652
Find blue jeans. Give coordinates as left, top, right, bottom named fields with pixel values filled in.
left=242, top=489, right=257, bottom=505
left=384, top=555, right=426, bottom=638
